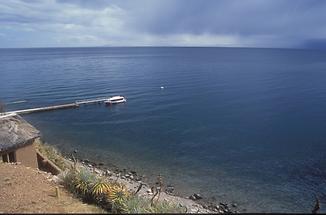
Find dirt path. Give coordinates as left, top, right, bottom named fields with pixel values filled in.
left=0, top=162, right=104, bottom=213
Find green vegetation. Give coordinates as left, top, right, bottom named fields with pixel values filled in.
left=125, top=196, right=185, bottom=213
left=35, top=140, right=68, bottom=171
left=59, top=167, right=185, bottom=213
left=37, top=141, right=184, bottom=213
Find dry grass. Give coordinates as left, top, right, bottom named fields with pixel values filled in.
left=34, top=140, right=69, bottom=171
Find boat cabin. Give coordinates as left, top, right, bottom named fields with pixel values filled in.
left=105, top=96, right=126, bottom=104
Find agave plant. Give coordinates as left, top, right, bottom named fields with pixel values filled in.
left=92, top=180, right=112, bottom=197
left=73, top=169, right=96, bottom=197
left=106, top=183, right=130, bottom=213
left=108, top=183, right=130, bottom=202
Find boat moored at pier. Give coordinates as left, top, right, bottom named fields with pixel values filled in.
left=104, top=96, right=126, bottom=105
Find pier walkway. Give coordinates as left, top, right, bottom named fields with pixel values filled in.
left=3, top=97, right=110, bottom=116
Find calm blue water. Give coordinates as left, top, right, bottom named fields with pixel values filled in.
left=1, top=47, right=326, bottom=212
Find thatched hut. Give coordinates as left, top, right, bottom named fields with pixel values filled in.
left=0, top=114, right=40, bottom=168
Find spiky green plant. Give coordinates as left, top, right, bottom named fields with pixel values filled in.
left=106, top=183, right=130, bottom=213
left=59, top=167, right=185, bottom=213
left=73, top=168, right=97, bottom=199
left=92, top=180, right=112, bottom=197
left=107, top=183, right=130, bottom=203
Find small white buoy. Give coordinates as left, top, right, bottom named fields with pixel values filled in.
left=160, top=86, right=164, bottom=89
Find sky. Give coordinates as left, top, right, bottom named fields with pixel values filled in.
left=0, top=0, right=326, bottom=48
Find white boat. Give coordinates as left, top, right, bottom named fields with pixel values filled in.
left=105, top=96, right=126, bottom=105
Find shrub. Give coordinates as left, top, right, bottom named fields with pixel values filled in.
left=107, top=183, right=130, bottom=213
left=124, top=196, right=185, bottom=213
left=148, top=199, right=185, bottom=213
left=74, top=168, right=97, bottom=199
left=60, top=169, right=78, bottom=193
left=35, top=141, right=68, bottom=170
left=124, top=196, right=150, bottom=213
left=59, top=166, right=184, bottom=213
left=91, top=180, right=112, bottom=197
left=60, top=168, right=98, bottom=202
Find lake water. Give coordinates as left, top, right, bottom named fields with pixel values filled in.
left=1, top=47, right=325, bottom=212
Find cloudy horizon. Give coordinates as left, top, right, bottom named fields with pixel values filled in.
left=1, top=0, right=326, bottom=49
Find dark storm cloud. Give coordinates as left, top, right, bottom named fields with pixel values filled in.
left=122, top=0, right=326, bottom=44
left=0, top=0, right=325, bottom=48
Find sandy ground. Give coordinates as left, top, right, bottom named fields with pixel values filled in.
left=0, top=162, right=104, bottom=213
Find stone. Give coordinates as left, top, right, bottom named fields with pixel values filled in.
left=52, top=176, right=60, bottom=183
left=232, top=203, right=237, bottom=208
left=130, top=170, right=137, bottom=175
left=219, top=202, right=228, bottom=209
left=189, top=195, right=196, bottom=200
left=193, top=193, right=202, bottom=200
left=165, top=185, right=175, bottom=194
left=88, top=164, right=92, bottom=167
left=94, top=169, right=101, bottom=174
left=215, top=205, right=220, bottom=210
left=129, top=175, right=134, bottom=180
left=106, top=170, right=112, bottom=176
left=190, top=208, right=198, bottom=213
left=121, top=176, right=126, bottom=179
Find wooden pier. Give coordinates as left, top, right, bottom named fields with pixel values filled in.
left=5, top=97, right=110, bottom=116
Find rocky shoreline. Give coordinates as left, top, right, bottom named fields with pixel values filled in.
left=61, top=152, right=240, bottom=214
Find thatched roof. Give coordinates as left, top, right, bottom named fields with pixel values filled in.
left=0, top=115, right=40, bottom=153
